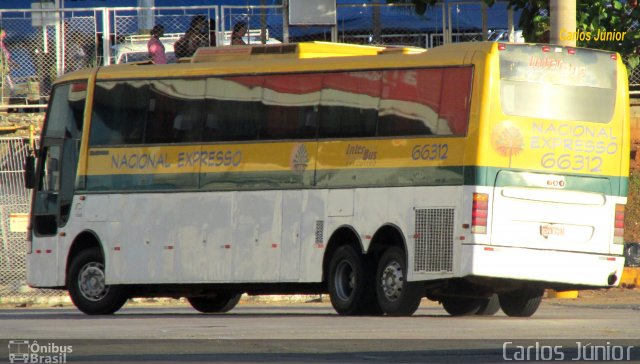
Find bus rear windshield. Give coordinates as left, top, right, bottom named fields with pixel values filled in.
left=499, top=44, right=617, bottom=123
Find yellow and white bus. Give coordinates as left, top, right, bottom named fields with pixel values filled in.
left=25, top=41, right=630, bottom=316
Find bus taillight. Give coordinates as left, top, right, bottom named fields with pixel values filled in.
left=498, top=43, right=507, bottom=51
left=614, top=204, right=625, bottom=244
left=472, top=193, right=489, bottom=234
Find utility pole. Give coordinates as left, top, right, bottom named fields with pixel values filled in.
left=550, top=0, right=576, bottom=46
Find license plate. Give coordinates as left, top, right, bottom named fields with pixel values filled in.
left=540, top=224, right=565, bottom=238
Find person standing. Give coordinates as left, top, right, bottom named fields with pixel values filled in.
left=174, top=15, right=208, bottom=58
left=147, top=24, right=167, bottom=64
left=0, top=27, right=13, bottom=105
left=231, top=21, right=247, bottom=45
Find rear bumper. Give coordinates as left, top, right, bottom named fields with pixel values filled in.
left=460, top=244, right=625, bottom=287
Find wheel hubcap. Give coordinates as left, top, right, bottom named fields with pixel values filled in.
left=78, top=262, right=109, bottom=302
left=381, top=261, right=404, bottom=302
left=335, top=261, right=355, bottom=301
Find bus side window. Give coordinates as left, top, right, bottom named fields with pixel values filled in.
left=438, top=67, right=472, bottom=136
left=318, top=71, right=377, bottom=139
left=318, top=105, right=377, bottom=138
left=90, top=81, right=148, bottom=146
left=205, top=100, right=260, bottom=142
left=260, top=105, right=317, bottom=140
left=145, top=91, right=176, bottom=144
left=377, top=68, right=442, bottom=137
left=149, top=79, right=205, bottom=144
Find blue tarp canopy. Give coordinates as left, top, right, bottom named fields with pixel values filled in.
left=278, top=3, right=520, bottom=39
left=1, top=0, right=281, bottom=9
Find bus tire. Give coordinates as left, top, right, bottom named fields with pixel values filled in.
left=328, top=245, right=376, bottom=315
left=499, top=287, right=544, bottom=317
left=67, top=248, right=127, bottom=315
left=441, top=297, right=482, bottom=316
left=476, top=294, right=501, bottom=316
left=354, top=255, right=383, bottom=316
left=476, top=293, right=500, bottom=316
left=188, top=293, right=241, bottom=313
left=375, top=247, right=422, bottom=316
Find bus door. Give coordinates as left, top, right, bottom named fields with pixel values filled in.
left=33, top=82, right=86, bottom=237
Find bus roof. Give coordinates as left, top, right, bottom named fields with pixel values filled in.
left=57, top=41, right=620, bottom=86
left=90, top=41, right=481, bottom=81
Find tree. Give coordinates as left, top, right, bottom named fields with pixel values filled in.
left=511, top=0, right=640, bottom=69
left=388, top=0, right=640, bottom=69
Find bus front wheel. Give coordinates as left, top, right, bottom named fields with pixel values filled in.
left=188, top=293, right=242, bottom=313
left=498, top=287, right=544, bottom=317
left=375, top=247, right=422, bottom=316
left=67, top=248, right=128, bottom=315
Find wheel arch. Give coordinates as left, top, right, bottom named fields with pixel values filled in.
left=321, top=225, right=363, bottom=283
left=367, top=223, right=407, bottom=262
left=66, top=230, right=104, bottom=277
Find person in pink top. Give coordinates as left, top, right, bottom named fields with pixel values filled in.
left=147, top=24, right=167, bottom=64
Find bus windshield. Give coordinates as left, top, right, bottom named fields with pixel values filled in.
left=499, top=44, right=617, bottom=123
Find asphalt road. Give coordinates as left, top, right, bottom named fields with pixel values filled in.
left=0, top=298, right=639, bottom=363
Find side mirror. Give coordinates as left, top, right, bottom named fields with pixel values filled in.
left=24, top=154, right=36, bottom=189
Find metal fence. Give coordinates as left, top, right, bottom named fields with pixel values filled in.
left=0, top=137, right=64, bottom=301
left=0, top=1, right=536, bottom=107
left=628, top=18, right=640, bottom=93
left=0, top=2, right=638, bottom=105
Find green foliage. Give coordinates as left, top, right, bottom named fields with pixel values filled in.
left=504, top=0, right=639, bottom=71
left=625, top=168, right=640, bottom=242
left=390, top=0, right=640, bottom=71
left=574, top=0, right=640, bottom=71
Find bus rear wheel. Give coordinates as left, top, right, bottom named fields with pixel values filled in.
left=476, top=294, right=501, bottom=316
left=375, top=247, right=422, bottom=316
left=441, top=297, right=483, bottom=316
left=499, top=287, right=544, bottom=317
left=328, top=245, right=378, bottom=315
left=67, top=248, right=128, bottom=315
left=188, top=293, right=242, bottom=313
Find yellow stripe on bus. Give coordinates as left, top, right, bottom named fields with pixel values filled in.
left=83, top=138, right=467, bottom=176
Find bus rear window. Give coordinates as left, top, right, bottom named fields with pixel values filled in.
left=499, top=44, right=617, bottom=123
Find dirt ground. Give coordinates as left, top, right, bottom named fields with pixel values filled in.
left=544, top=287, right=640, bottom=307
left=1, top=287, right=638, bottom=310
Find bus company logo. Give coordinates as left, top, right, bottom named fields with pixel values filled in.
left=290, top=144, right=309, bottom=172
left=491, top=121, right=524, bottom=168
left=8, top=340, right=72, bottom=363
left=345, top=143, right=377, bottom=167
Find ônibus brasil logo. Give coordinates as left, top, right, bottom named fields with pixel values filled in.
left=8, top=340, right=72, bottom=363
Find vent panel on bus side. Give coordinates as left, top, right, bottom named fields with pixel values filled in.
left=414, top=208, right=454, bottom=273
left=315, top=220, right=324, bottom=245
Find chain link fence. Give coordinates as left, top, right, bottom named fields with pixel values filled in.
left=0, top=137, right=64, bottom=301
left=0, top=2, right=636, bottom=101
left=220, top=5, right=283, bottom=45
left=112, top=6, right=218, bottom=62
left=628, top=18, right=640, bottom=91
